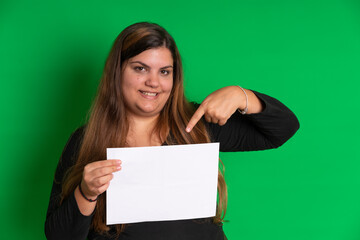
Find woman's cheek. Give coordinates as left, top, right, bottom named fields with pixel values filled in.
left=163, top=77, right=173, bottom=92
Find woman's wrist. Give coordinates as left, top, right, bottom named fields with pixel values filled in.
left=234, top=86, right=263, bottom=114
left=236, top=86, right=248, bottom=114
left=74, top=185, right=97, bottom=216
left=79, top=183, right=99, bottom=202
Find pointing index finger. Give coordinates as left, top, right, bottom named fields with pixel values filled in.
left=186, top=105, right=205, bottom=132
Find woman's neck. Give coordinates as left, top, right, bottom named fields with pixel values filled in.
left=126, top=113, right=162, bottom=147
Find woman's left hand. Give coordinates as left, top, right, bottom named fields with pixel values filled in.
left=186, top=86, right=263, bottom=132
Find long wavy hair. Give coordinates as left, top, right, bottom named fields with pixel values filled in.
left=61, top=22, right=227, bottom=235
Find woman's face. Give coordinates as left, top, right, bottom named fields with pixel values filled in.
left=121, top=47, right=174, bottom=118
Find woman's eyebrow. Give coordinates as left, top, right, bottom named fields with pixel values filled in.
left=130, top=61, right=150, bottom=68
left=130, top=61, right=173, bottom=69
left=160, top=65, right=173, bottom=69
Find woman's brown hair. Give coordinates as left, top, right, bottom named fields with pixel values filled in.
left=61, top=22, right=227, bottom=236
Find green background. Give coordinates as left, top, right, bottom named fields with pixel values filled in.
left=1, top=0, right=360, bottom=239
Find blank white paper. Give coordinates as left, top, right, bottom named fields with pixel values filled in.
left=106, top=143, right=219, bottom=225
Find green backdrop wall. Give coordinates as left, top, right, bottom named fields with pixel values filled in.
left=1, top=0, right=360, bottom=239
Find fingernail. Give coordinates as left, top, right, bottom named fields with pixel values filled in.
left=186, top=127, right=191, bottom=132
left=116, top=160, right=121, bottom=164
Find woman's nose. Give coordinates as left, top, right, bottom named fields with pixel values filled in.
left=145, top=72, right=160, bottom=88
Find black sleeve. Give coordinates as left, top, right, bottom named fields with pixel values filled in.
left=205, top=90, right=300, bottom=152
left=45, top=127, right=94, bottom=240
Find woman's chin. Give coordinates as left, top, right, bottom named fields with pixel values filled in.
left=130, top=106, right=161, bottom=118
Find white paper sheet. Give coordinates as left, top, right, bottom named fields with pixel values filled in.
left=106, top=143, right=219, bottom=225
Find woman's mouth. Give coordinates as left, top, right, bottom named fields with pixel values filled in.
left=139, top=90, right=158, bottom=97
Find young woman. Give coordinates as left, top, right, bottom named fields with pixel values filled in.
left=45, top=22, right=299, bottom=240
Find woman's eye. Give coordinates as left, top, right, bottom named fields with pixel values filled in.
left=134, top=66, right=145, bottom=72
left=161, top=70, right=170, bottom=75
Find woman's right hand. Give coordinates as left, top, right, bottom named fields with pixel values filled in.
left=80, top=159, right=122, bottom=200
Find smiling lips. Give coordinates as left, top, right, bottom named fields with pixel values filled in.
left=139, top=90, right=159, bottom=98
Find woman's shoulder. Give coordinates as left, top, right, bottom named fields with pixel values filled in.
left=71, top=125, right=86, bottom=141
left=64, top=125, right=86, bottom=154
left=54, top=125, right=86, bottom=181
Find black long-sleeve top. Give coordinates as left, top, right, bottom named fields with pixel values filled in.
left=45, top=91, right=299, bottom=240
